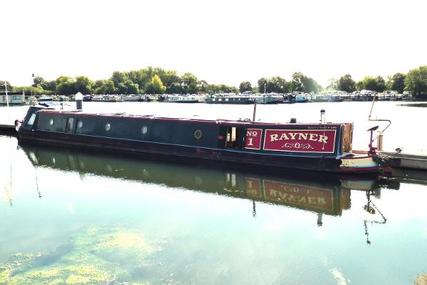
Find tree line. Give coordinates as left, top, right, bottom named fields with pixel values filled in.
left=5, top=67, right=238, bottom=96
left=2, top=65, right=426, bottom=98
left=333, top=66, right=427, bottom=97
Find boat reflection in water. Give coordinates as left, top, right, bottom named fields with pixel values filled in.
left=22, top=145, right=399, bottom=227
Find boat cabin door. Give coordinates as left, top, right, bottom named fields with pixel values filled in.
left=223, top=126, right=245, bottom=149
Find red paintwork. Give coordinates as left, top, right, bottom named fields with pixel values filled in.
left=263, top=129, right=336, bottom=153
left=244, top=128, right=263, bottom=150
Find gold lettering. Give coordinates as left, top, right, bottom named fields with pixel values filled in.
left=288, top=194, right=297, bottom=203
left=279, top=133, right=289, bottom=140
left=298, top=196, right=307, bottom=203
left=309, top=133, right=318, bottom=142
left=270, top=134, right=279, bottom=142
left=318, top=135, right=328, bottom=143
left=308, top=197, right=317, bottom=205
left=317, top=197, right=326, bottom=205
left=298, top=133, right=308, bottom=140
left=289, top=133, right=297, bottom=140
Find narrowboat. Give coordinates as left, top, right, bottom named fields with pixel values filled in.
left=254, top=93, right=284, bottom=104
left=16, top=106, right=390, bottom=175
left=159, top=94, right=202, bottom=103
left=0, top=92, right=25, bottom=105
left=205, top=94, right=255, bottom=104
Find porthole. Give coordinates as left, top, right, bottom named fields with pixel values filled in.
left=105, top=123, right=111, bottom=131
left=141, top=125, right=148, bottom=135
left=49, top=119, right=54, bottom=126
left=77, top=120, right=83, bottom=129
left=194, top=129, right=203, bottom=140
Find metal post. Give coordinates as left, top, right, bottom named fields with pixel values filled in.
left=377, top=131, right=383, bottom=151
left=5, top=81, right=9, bottom=108
left=252, top=101, right=257, bottom=121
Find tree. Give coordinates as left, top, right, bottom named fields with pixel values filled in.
left=258, top=77, right=291, bottom=93
left=290, top=72, right=320, bottom=93
left=181, top=73, right=198, bottom=94
left=166, top=82, right=184, bottom=94
left=56, top=76, right=76, bottom=95
left=94, top=80, right=116, bottom=94
left=387, top=73, right=405, bottom=93
left=75, top=76, right=94, bottom=94
left=257, top=78, right=268, bottom=93
left=42, top=80, right=57, bottom=93
left=301, top=76, right=321, bottom=93
left=239, top=81, right=252, bottom=93
left=0, top=80, right=13, bottom=92
left=337, top=74, right=356, bottom=93
left=111, top=71, right=129, bottom=87
left=117, top=80, right=139, bottom=94
left=30, top=76, right=56, bottom=94
left=291, top=72, right=304, bottom=92
left=32, top=76, right=46, bottom=88
left=144, top=75, right=166, bottom=94
left=405, top=66, right=427, bottom=97
left=162, top=70, right=181, bottom=92
left=198, top=80, right=209, bottom=93
left=357, top=76, right=385, bottom=92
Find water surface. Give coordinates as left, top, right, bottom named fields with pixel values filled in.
left=0, top=135, right=427, bottom=284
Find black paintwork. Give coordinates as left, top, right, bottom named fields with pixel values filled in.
left=18, top=108, right=346, bottom=173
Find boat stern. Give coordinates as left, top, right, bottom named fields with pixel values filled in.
left=339, top=154, right=392, bottom=176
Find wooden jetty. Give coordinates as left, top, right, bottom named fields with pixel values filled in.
left=382, top=152, right=427, bottom=171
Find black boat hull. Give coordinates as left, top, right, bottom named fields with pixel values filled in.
left=19, top=130, right=343, bottom=174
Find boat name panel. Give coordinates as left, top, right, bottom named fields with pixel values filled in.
left=245, top=128, right=263, bottom=150
left=263, top=129, right=336, bottom=153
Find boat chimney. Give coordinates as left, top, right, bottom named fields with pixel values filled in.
left=75, top=92, right=83, bottom=111
left=252, top=101, right=257, bottom=122
left=290, top=118, right=297, bottom=123
left=320, top=109, right=325, bottom=124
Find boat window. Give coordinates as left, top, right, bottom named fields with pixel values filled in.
left=77, top=120, right=83, bottom=129
left=27, top=113, right=36, bottom=126
left=66, top=117, right=74, bottom=133
left=141, top=125, right=148, bottom=135
left=226, top=127, right=237, bottom=147
left=194, top=129, right=203, bottom=140
left=105, top=123, right=111, bottom=131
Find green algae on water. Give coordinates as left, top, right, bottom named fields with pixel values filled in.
left=0, top=227, right=160, bottom=285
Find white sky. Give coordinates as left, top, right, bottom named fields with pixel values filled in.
left=1, top=0, right=426, bottom=87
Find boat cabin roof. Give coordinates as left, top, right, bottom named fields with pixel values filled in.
left=37, top=109, right=346, bottom=128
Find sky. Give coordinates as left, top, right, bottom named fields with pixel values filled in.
left=1, top=0, right=426, bottom=87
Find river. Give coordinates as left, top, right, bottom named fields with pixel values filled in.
left=0, top=102, right=426, bottom=284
